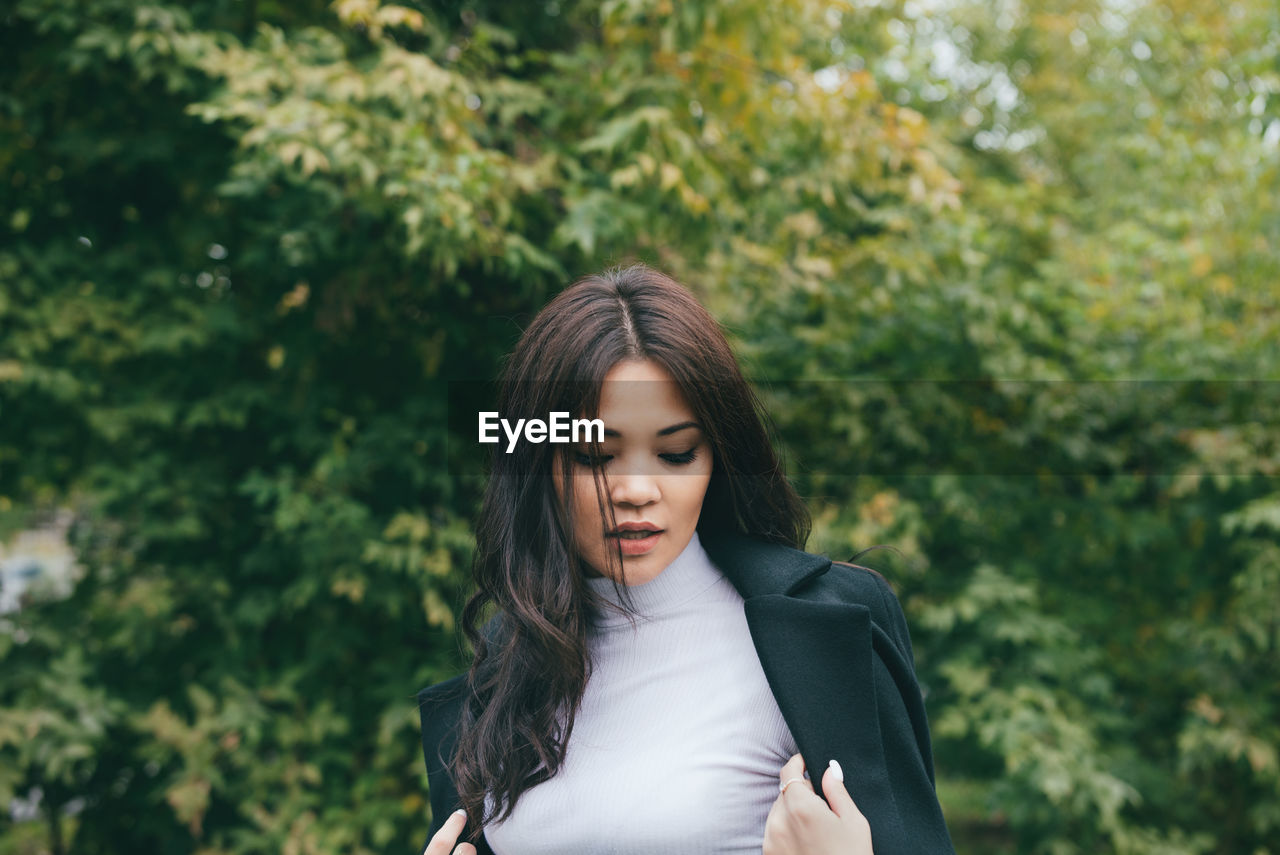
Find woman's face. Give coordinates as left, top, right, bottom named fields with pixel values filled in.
left=554, top=358, right=714, bottom=586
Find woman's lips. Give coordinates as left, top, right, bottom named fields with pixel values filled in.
left=610, top=530, right=662, bottom=556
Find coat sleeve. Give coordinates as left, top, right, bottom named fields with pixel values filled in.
left=873, top=571, right=917, bottom=668
left=818, top=562, right=952, bottom=851
left=867, top=570, right=940, bottom=789
left=865, top=573, right=953, bottom=852
left=417, top=613, right=508, bottom=854
left=418, top=675, right=467, bottom=842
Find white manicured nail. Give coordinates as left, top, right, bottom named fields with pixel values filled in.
left=829, top=758, right=844, bottom=782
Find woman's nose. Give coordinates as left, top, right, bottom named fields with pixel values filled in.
left=609, top=468, right=661, bottom=507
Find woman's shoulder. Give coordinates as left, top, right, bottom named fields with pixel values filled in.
left=826, top=558, right=892, bottom=591
left=790, top=548, right=898, bottom=606
left=417, top=671, right=468, bottom=709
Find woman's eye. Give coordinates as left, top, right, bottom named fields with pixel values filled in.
left=660, top=449, right=699, bottom=465
left=572, top=449, right=698, bottom=466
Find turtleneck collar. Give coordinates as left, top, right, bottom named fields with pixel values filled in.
left=585, top=532, right=723, bottom=627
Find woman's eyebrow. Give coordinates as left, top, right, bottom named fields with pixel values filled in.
left=600, top=421, right=701, bottom=438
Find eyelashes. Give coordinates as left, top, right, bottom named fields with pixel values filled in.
left=571, top=449, right=700, bottom=467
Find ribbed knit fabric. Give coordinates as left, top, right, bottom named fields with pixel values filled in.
left=483, top=532, right=799, bottom=854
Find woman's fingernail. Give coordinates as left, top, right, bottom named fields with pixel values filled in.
left=453, top=809, right=467, bottom=819
left=829, top=759, right=844, bottom=783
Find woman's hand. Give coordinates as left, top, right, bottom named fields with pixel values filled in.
left=423, top=809, right=477, bottom=855
left=763, top=753, right=873, bottom=855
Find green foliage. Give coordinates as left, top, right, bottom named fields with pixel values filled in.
left=1, top=0, right=1277, bottom=852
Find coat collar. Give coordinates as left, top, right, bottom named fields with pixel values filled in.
left=697, top=526, right=833, bottom=600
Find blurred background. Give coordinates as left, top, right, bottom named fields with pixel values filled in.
left=1, top=1, right=1277, bottom=852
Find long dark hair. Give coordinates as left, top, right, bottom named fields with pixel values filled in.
left=451, top=264, right=810, bottom=837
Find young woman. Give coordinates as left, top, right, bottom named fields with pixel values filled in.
left=417, top=265, right=954, bottom=855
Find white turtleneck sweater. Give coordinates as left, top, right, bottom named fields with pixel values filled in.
left=483, top=532, right=799, bottom=854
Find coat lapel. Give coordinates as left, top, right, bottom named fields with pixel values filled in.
left=698, top=527, right=832, bottom=600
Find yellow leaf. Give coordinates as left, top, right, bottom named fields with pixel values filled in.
left=331, top=576, right=366, bottom=603
left=610, top=164, right=642, bottom=189
left=376, top=5, right=426, bottom=32
left=1191, top=253, right=1213, bottom=277
left=782, top=211, right=821, bottom=239
left=861, top=490, right=900, bottom=527
left=794, top=254, right=834, bottom=278
left=659, top=162, right=682, bottom=191
left=1247, top=739, right=1277, bottom=774
left=165, top=777, right=211, bottom=836
left=681, top=186, right=710, bottom=213
left=422, top=588, right=455, bottom=630
left=277, top=141, right=302, bottom=165
left=333, top=0, right=378, bottom=26
left=298, top=146, right=330, bottom=176
left=277, top=282, right=310, bottom=314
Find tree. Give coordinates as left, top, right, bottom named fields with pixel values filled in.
left=2, top=0, right=1276, bottom=852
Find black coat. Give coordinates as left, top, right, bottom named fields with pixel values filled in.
left=416, top=529, right=956, bottom=854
